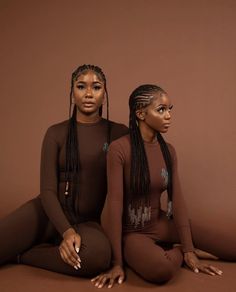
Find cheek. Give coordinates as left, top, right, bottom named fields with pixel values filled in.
left=147, top=116, right=163, bottom=130
left=96, top=93, right=105, bottom=103
left=73, top=90, right=84, bottom=100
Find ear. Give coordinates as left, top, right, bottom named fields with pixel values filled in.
left=136, top=109, right=146, bottom=121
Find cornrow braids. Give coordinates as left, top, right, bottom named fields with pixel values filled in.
left=64, top=64, right=111, bottom=223
left=129, top=84, right=173, bottom=219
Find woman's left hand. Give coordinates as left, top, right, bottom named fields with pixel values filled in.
left=184, top=252, right=223, bottom=276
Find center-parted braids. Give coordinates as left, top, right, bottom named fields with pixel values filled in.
left=129, top=84, right=173, bottom=218
left=64, top=64, right=110, bottom=223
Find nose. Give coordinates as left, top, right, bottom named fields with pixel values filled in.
left=165, top=110, right=171, bottom=120
left=85, top=87, right=92, bottom=98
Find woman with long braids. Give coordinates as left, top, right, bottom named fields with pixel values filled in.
left=92, top=84, right=236, bottom=288
left=0, top=64, right=128, bottom=277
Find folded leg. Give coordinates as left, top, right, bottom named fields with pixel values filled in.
left=20, top=221, right=111, bottom=277
left=123, top=232, right=183, bottom=283
left=0, top=196, right=56, bottom=265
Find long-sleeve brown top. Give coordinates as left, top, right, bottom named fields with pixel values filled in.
left=40, top=119, right=128, bottom=236
left=101, top=134, right=194, bottom=266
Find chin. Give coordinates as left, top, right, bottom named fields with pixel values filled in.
left=159, top=129, right=168, bottom=133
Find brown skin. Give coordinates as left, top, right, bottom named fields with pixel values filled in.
left=58, top=70, right=106, bottom=270
left=73, top=71, right=105, bottom=123
left=92, top=92, right=222, bottom=288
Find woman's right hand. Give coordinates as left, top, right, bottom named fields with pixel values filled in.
left=91, top=265, right=125, bottom=288
left=59, top=227, right=81, bottom=270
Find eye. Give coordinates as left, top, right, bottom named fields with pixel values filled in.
left=169, top=105, right=173, bottom=111
left=94, top=85, right=102, bottom=91
left=76, top=84, right=85, bottom=90
left=157, top=106, right=165, bottom=114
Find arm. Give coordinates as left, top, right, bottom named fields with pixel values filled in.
left=102, top=142, right=124, bottom=266
left=170, top=145, right=194, bottom=253
left=40, top=127, right=81, bottom=269
left=171, top=145, right=222, bottom=276
left=40, top=126, right=71, bottom=235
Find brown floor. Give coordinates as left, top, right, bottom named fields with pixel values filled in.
left=0, top=261, right=236, bottom=292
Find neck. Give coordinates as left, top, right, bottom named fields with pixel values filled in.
left=138, top=121, right=157, bottom=143
left=76, top=111, right=101, bottom=124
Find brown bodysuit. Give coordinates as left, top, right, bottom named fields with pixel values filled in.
left=0, top=119, right=128, bottom=277
left=102, top=135, right=236, bottom=283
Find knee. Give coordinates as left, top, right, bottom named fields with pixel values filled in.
left=90, top=233, right=111, bottom=271
left=142, top=261, right=176, bottom=284
left=79, top=226, right=111, bottom=275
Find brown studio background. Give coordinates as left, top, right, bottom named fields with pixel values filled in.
left=0, top=0, right=235, bottom=231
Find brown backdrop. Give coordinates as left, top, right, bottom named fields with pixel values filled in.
left=0, top=0, right=235, bottom=228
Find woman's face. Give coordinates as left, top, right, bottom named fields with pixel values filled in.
left=137, top=93, right=173, bottom=133
left=72, top=70, right=105, bottom=116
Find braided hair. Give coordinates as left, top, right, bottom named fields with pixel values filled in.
left=64, top=65, right=110, bottom=220
left=129, top=84, right=173, bottom=218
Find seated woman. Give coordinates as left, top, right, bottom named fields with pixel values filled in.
left=0, top=64, right=128, bottom=277
left=92, top=84, right=236, bottom=287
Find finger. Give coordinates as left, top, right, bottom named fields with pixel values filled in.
left=208, top=265, right=223, bottom=276
left=201, top=265, right=222, bottom=276
left=91, top=275, right=100, bottom=282
left=98, top=276, right=109, bottom=288
left=198, top=265, right=216, bottom=276
left=60, top=248, right=78, bottom=269
left=74, top=234, right=81, bottom=254
left=118, top=275, right=125, bottom=284
left=63, top=243, right=81, bottom=266
left=94, top=276, right=106, bottom=288
left=108, top=278, right=114, bottom=288
left=65, top=240, right=81, bottom=263
left=186, top=259, right=199, bottom=273
left=59, top=247, right=66, bottom=263
left=61, top=245, right=80, bottom=268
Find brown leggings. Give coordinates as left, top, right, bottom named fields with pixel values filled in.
left=123, top=211, right=236, bottom=283
left=0, top=197, right=111, bottom=277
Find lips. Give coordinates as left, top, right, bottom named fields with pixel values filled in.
left=83, top=102, right=95, bottom=107
left=163, top=123, right=171, bottom=128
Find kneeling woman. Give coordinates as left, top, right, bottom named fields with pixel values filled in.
left=0, top=65, right=128, bottom=277
left=92, top=84, right=236, bottom=287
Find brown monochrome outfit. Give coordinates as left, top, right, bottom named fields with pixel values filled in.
left=102, top=135, right=236, bottom=283
left=0, top=119, right=128, bottom=277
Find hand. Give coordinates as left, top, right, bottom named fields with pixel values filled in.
left=184, top=251, right=223, bottom=276
left=91, top=265, right=125, bottom=288
left=59, top=227, right=81, bottom=270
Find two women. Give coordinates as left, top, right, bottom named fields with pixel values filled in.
left=0, top=64, right=128, bottom=277
left=1, top=70, right=235, bottom=285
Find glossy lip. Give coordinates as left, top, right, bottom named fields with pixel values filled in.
left=163, top=123, right=171, bottom=127
left=83, top=102, right=95, bottom=107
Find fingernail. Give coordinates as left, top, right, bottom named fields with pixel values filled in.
left=219, top=271, right=223, bottom=275
left=74, top=265, right=78, bottom=270
left=98, top=285, right=102, bottom=288
left=77, top=263, right=81, bottom=269
left=118, top=279, right=122, bottom=284
left=77, top=257, right=81, bottom=262
left=75, top=247, right=80, bottom=253
left=194, top=268, right=199, bottom=273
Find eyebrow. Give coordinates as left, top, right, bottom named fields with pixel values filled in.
left=76, top=81, right=103, bottom=85
left=156, top=104, right=169, bottom=107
